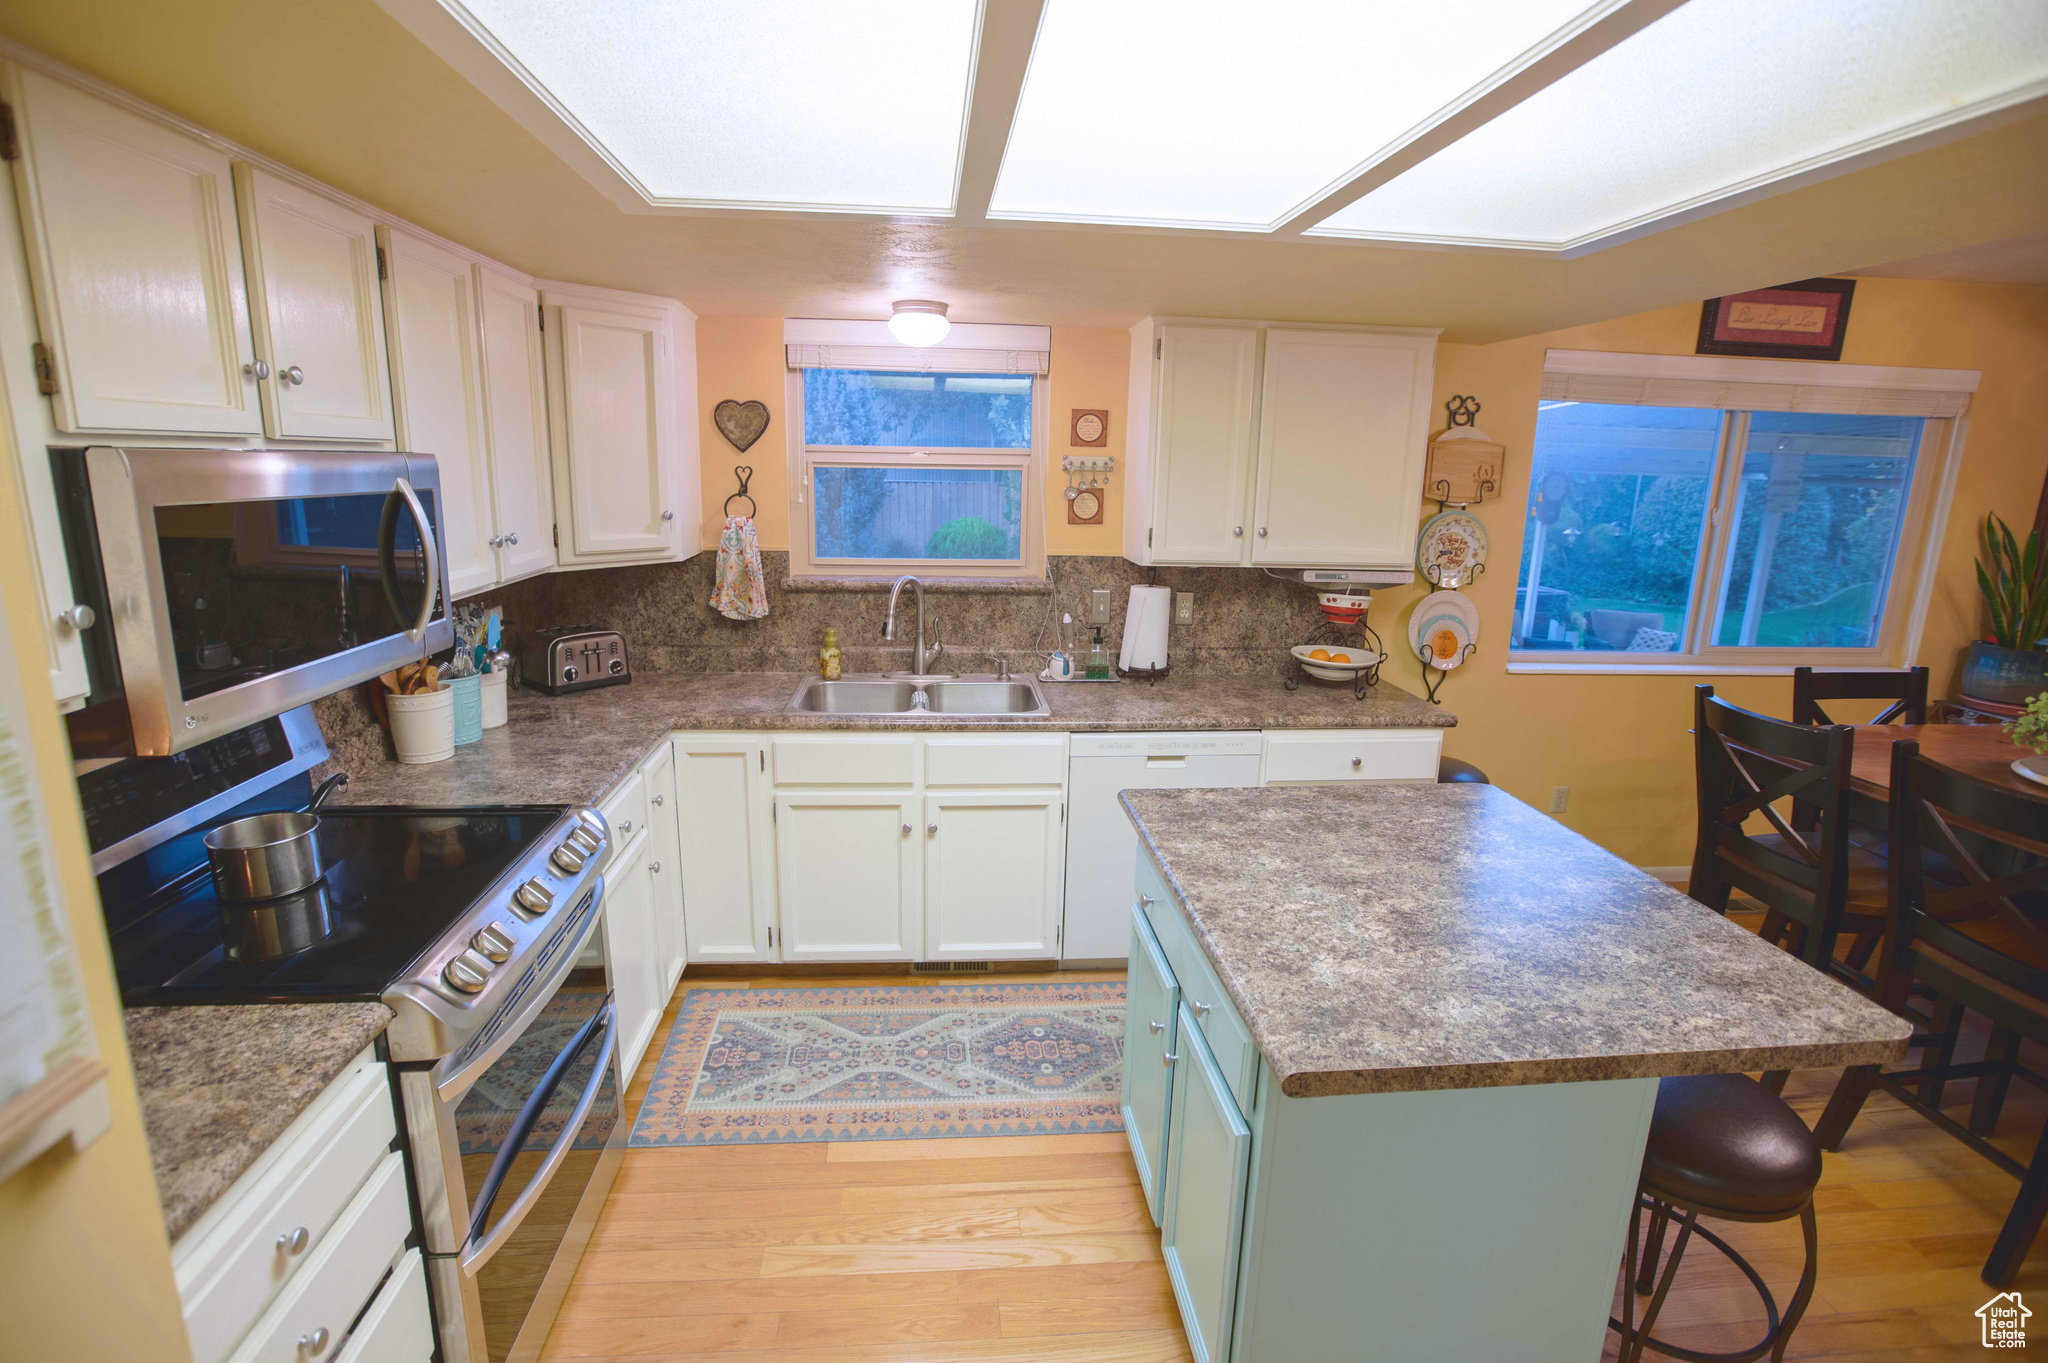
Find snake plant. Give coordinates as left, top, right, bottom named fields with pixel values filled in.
left=1977, top=512, right=2048, bottom=649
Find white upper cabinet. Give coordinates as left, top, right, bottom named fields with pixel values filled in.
left=1149, top=325, right=1260, bottom=565
left=233, top=164, right=394, bottom=442
left=1126, top=319, right=1438, bottom=570
left=4, top=65, right=262, bottom=435
left=474, top=265, right=554, bottom=584
left=1253, top=329, right=1435, bottom=568
left=377, top=226, right=492, bottom=598
left=543, top=287, right=690, bottom=565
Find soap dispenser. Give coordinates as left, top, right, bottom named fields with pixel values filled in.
left=1085, top=626, right=1110, bottom=680
left=819, top=627, right=842, bottom=680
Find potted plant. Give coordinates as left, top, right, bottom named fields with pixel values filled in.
left=1963, top=513, right=2048, bottom=706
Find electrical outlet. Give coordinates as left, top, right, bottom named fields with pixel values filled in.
left=1089, top=588, right=1112, bottom=625
left=1175, top=592, right=1194, bottom=625
left=1549, top=786, right=1570, bottom=815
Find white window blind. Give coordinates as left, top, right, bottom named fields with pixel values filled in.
left=785, top=319, right=1051, bottom=375
left=1541, top=349, right=1978, bottom=418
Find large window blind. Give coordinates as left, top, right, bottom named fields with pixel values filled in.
left=785, top=319, right=1051, bottom=375
left=1541, top=349, right=1978, bottom=418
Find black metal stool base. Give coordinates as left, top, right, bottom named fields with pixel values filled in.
left=1609, top=1190, right=1819, bottom=1363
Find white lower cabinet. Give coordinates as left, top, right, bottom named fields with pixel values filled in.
left=924, top=788, right=1063, bottom=959
left=1261, top=728, right=1442, bottom=784
left=335, top=1249, right=432, bottom=1363
left=674, top=736, right=777, bottom=963
left=229, top=1151, right=410, bottom=1363
left=600, top=833, right=662, bottom=1082
left=775, top=790, right=921, bottom=961
left=639, top=741, right=686, bottom=993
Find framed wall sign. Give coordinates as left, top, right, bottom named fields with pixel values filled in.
left=1069, top=409, right=1108, bottom=447
left=1697, top=277, right=1855, bottom=361
left=1067, top=486, right=1105, bottom=525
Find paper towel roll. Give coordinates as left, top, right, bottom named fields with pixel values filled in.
left=1118, top=585, right=1172, bottom=672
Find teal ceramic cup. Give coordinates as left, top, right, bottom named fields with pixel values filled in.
left=450, top=672, right=484, bottom=746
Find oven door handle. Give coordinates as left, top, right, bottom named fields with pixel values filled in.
left=378, top=477, right=440, bottom=644
left=461, top=999, right=616, bottom=1275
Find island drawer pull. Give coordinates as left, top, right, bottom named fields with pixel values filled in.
left=1190, top=1001, right=1211, bottom=1019
left=1162, top=1050, right=1180, bottom=1067
left=1148, top=1019, right=1165, bottom=1036
left=1137, top=894, right=1155, bottom=909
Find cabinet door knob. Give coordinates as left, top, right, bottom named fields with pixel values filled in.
left=242, top=359, right=270, bottom=381
left=1190, top=1001, right=1211, bottom=1019
left=1148, top=1019, right=1165, bottom=1036
left=928, top=823, right=938, bottom=836
left=662, top=509, right=675, bottom=521
left=1232, top=526, right=1243, bottom=537
left=618, top=819, right=633, bottom=835
left=279, top=365, right=305, bottom=386
left=648, top=861, right=660, bottom=873
left=488, top=535, right=503, bottom=548
left=1161, top=1050, right=1179, bottom=1067
left=507, top=531, right=519, bottom=545
left=276, top=1225, right=309, bottom=1255
left=1137, top=894, right=1155, bottom=909
left=296, top=1326, right=329, bottom=1355
left=1257, top=527, right=1268, bottom=537
left=55, top=604, right=96, bottom=633
left=651, top=794, right=663, bottom=806
left=902, top=823, right=911, bottom=836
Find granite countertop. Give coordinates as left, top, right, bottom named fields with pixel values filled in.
left=1120, top=784, right=1911, bottom=1099
left=332, top=669, right=1453, bottom=809
left=126, top=1004, right=392, bottom=1242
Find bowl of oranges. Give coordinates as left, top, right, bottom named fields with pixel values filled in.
left=1290, top=644, right=1380, bottom=681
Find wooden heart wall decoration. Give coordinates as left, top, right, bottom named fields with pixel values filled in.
left=714, top=399, right=771, bottom=453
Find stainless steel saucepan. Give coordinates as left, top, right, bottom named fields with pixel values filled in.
left=204, top=772, right=349, bottom=902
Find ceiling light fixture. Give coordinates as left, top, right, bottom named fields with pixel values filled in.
left=888, top=300, right=952, bottom=347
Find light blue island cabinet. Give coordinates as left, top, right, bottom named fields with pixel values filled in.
left=1117, top=785, right=1909, bottom=1363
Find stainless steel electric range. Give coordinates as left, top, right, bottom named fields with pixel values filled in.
left=87, top=706, right=625, bottom=1363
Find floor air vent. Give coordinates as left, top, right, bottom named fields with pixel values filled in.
left=911, top=960, right=995, bottom=974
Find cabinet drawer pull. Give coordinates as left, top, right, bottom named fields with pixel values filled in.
left=1148, top=1019, right=1165, bottom=1036
left=276, top=1225, right=309, bottom=1256
left=1137, top=893, right=1155, bottom=909
left=618, top=819, right=633, bottom=836
left=1162, top=1050, right=1180, bottom=1067
left=297, top=1326, right=329, bottom=1355
left=1351, top=756, right=1363, bottom=769
left=1190, top=1001, right=1211, bottom=1020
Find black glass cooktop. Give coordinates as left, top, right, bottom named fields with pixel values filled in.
left=104, top=806, right=566, bottom=1005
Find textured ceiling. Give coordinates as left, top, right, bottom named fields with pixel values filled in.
left=5, top=0, right=2046, bottom=342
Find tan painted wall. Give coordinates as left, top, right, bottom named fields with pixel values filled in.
left=707, top=277, right=2048, bottom=866
left=0, top=399, right=189, bottom=1355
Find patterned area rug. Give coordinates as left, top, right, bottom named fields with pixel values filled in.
left=629, top=983, right=1126, bottom=1146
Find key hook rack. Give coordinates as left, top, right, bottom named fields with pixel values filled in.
left=724, top=466, right=757, bottom=518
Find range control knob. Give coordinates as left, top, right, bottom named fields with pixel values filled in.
left=442, top=952, right=492, bottom=994
left=567, top=826, right=601, bottom=856
left=473, top=922, right=516, bottom=963
left=513, top=878, right=554, bottom=918
left=561, top=665, right=578, bottom=683
left=551, top=842, right=587, bottom=875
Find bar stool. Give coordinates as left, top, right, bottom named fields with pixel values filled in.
left=1611, top=1074, right=1821, bottom=1363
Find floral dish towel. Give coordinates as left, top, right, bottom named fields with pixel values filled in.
left=711, top=515, right=768, bottom=621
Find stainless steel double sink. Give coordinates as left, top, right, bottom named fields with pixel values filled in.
left=789, top=673, right=1050, bottom=717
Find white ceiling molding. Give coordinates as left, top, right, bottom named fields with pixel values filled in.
left=372, top=0, right=981, bottom=218
left=953, top=0, right=1047, bottom=223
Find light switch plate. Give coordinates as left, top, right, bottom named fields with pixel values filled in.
left=1089, top=588, right=1112, bottom=625
left=1175, top=592, right=1194, bottom=625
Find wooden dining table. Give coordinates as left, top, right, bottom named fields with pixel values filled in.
left=1848, top=722, right=2046, bottom=807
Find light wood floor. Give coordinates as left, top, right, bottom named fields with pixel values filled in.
left=538, top=968, right=2046, bottom=1362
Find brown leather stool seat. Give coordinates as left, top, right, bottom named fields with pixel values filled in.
left=1642, top=1074, right=1822, bottom=1217
left=1612, top=1075, right=1823, bottom=1363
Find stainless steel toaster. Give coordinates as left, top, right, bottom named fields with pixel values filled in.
left=521, top=627, right=629, bottom=695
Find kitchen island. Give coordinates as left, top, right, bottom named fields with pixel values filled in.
left=1118, top=783, right=1910, bottom=1363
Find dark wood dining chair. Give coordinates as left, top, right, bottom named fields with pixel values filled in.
left=1688, top=687, right=1889, bottom=1087
left=1814, top=739, right=2048, bottom=1287
left=1790, top=665, right=1930, bottom=729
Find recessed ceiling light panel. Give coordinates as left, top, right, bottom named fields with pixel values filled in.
left=449, top=0, right=979, bottom=213
left=988, top=0, right=1612, bottom=230
left=1309, top=0, right=2048, bottom=250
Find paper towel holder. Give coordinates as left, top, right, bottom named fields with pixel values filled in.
left=1116, top=663, right=1169, bottom=684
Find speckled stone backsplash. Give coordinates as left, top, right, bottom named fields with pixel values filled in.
left=483, top=551, right=1331, bottom=678
left=310, top=553, right=1351, bottom=767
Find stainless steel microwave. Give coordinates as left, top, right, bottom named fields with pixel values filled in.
left=69, top=447, right=452, bottom=755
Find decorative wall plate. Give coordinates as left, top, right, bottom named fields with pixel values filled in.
left=1408, top=589, right=1478, bottom=655
left=714, top=399, right=771, bottom=452
left=1417, top=508, right=1489, bottom=587
left=1416, top=614, right=1474, bottom=670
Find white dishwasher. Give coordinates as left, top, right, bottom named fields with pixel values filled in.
left=1063, top=731, right=1264, bottom=961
